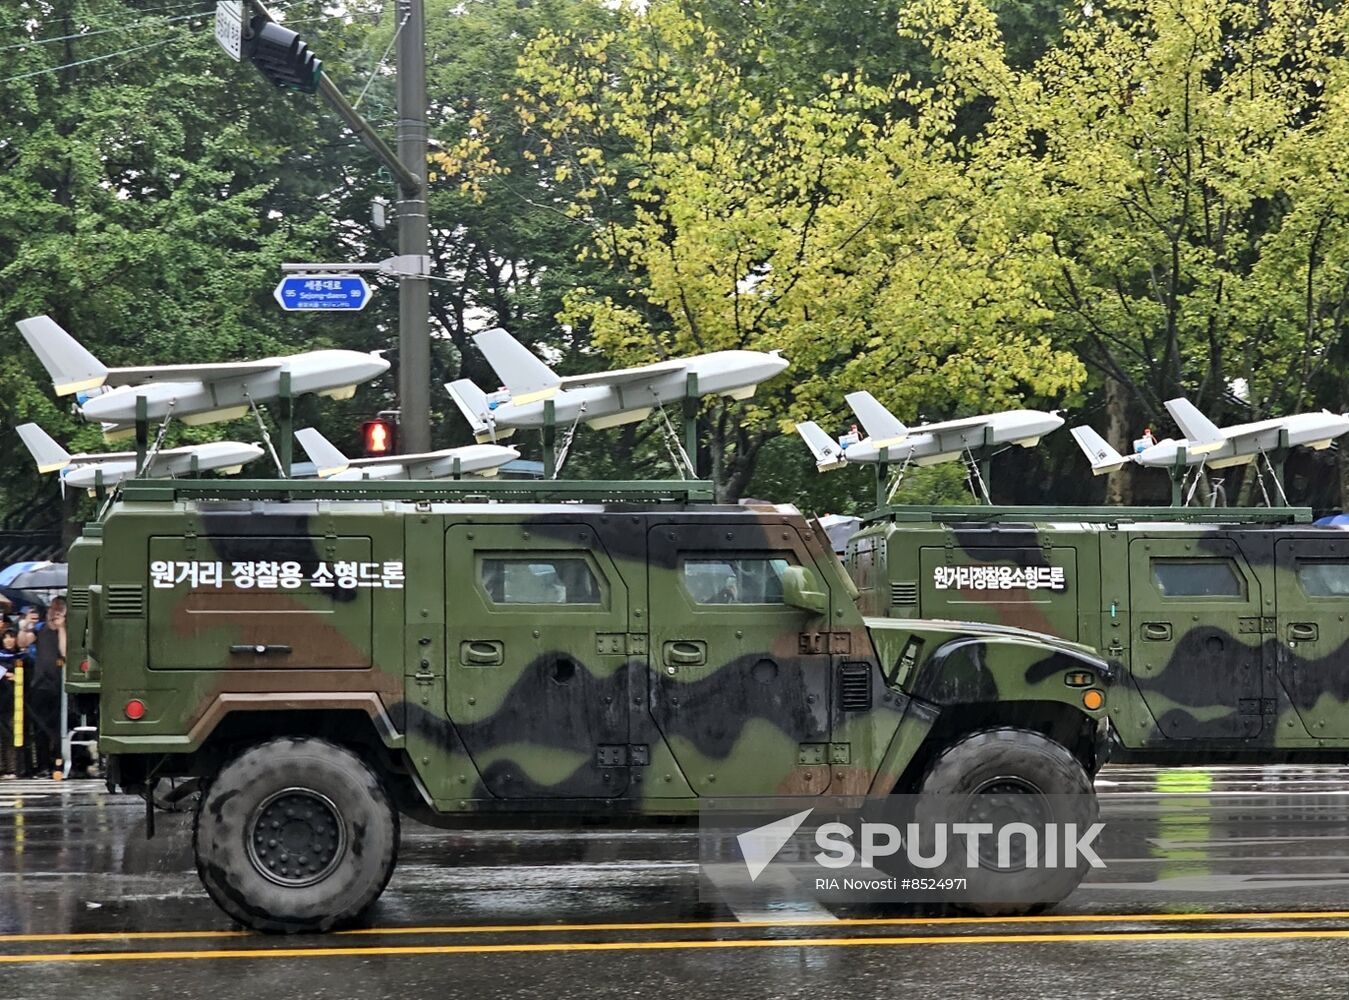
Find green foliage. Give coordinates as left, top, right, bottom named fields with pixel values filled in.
left=0, top=0, right=399, bottom=529
left=11, top=0, right=1349, bottom=526
left=934, top=0, right=1349, bottom=500
left=510, top=2, right=1086, bottom=499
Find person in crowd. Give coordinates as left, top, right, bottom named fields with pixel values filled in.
left=23, top=599, right=66, bottom=779
left=16, top=596, right=64, bottom=777
left=0, top=629, right=19, bottom=778
left=15, top=605, right=40, bottom=660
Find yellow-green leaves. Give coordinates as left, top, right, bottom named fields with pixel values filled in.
left=510, top=2, right=1084, bottom=497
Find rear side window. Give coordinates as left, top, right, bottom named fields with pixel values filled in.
left=1151, top=559, right=1244, bottom=598
left=480, top=557, right=601, bottom=605
left=681, top=556, right=796, bottom=605
left=1296, top=561, right=1349, bottom=597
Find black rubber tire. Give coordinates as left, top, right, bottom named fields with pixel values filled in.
left=914, top=727, right=1096, bottom=916
left=193, top=737, right=399, bottom=933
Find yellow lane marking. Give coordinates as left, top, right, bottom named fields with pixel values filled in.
left=5, top=909, right=1349, bottom=945
left=0, top=930, right=254, bottom=944
left=6, top=928, right=1349, bottom=964
left=337, top=908, right=1349, bottom=937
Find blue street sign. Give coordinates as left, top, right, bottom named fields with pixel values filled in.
left=273, top=273, right=372, bottom=312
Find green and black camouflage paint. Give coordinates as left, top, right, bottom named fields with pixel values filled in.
left=853, top=510, right=1349, bottom=763
left=75, top=486, right=1109, bottom=818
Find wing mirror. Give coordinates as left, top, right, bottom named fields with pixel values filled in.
left=781, top=566, right=828, bottom=615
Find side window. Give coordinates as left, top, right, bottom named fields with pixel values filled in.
left=480, top=556, right=602, bottom=605
left=681, top=555, right=797, bottom=605
left=1295, top=560, right=1349, bottom=597
left=1151, top=558, right=1244, bottom=598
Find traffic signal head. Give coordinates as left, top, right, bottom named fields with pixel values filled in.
left=361, top=417, right=396, bottom=457
left=245, top=18, right=322, bottom=93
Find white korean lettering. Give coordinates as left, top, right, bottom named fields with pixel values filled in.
left=151, top=561, right=175, bottom=589
left=334, top=561, right=359, bottom=590
left=929, top=563, right=1068, bottom=594
left=230, top=561, right=257, bottom=589
left=278, top=562, right=304, bottom=590
left=255, top=561, right=280, bottom=589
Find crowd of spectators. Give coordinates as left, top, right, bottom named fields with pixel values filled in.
left=0, top=595, right=67, bottom=779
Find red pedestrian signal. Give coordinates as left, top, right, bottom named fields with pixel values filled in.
left=361, top=418, right=396, bottom=457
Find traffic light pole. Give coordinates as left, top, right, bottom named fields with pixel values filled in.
left=243, top=0, right=431, bottom=455
left=395, top=0, right=431, bottom=455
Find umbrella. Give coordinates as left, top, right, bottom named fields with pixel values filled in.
left=0, top=561, right=50, bottom=587
left=0, top=586, right=44, bottom=614
left=7, top=564, right=67, bottom=590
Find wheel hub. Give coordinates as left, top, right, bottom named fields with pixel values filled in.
left=965, top=776, right=1048, bottom=872
left=246, top=788, right=346, bottom=887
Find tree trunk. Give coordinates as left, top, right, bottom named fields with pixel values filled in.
left=1104, top=375, right=1133, bottom=505
left=1338, top=446, right=1349, bottom=513
left=705, top=405, right=765, bottom=502
left=60, top=489, right=81, bottom=555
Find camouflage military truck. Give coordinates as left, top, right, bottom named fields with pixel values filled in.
left=847, top=503, right=1349, bottom=762
left=70, top=480, right=1110, bottom=932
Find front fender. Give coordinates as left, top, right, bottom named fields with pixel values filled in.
left=911, top=634, right=1110, bottom=710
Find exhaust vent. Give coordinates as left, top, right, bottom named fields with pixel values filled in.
left=839, top=662, right=873, bottom=712
left=891, top=581, right=919, bottom=606
left=106, top=584, right=145, bottom=618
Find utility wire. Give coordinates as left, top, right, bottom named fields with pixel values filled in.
left=0, top=34, right=197, bottom=84
left=0, top=6, right=335, bottom=86
left=352, top=11, right=409, bottom=109
left=0, top=9, right=210, bottom=51
left=1, top=0, right=314, bottom=44
left=0, top=0, right=212, bottom=34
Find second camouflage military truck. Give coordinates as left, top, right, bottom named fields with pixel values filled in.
left=847, top=504, right=1349, bottom=761
left=68, top=480, right=1110, bottom=932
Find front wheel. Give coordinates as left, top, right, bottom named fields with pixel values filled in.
left=194, top=737, right=399, bottom=933
left=912, top=727, right=1097, bottom=915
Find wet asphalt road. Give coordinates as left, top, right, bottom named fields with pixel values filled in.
left=6, top=766, right=1349, bottom=999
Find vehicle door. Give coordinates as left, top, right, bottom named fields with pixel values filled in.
left=444, top=522, right=633, bottom=798
left=1274, top=537, right=1349, bottom=738
left=1128, top=536, right=1264, bottom=739
left=646, top=520, right=833, bottom=796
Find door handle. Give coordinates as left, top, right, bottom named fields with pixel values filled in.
left=664, top=640, right=707, bottom=667
left=461, top=640, right=504, bottom=666
left=1289, top=622, right=1319, bottom=642
left=229, top=644, right=292, bottom=656
left=1142, top=623, right=1172, bottom=641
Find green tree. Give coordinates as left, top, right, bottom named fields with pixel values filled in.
left=512, top=2, right=1085, bottom=499
left=0, top=0, right=400, bottom=535
left=939, top=0, right=1349, bottom=504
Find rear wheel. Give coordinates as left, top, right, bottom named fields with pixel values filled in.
left=913, top=727, right=1096, bottom=915
left=193, top=737, right=398, bottom=933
